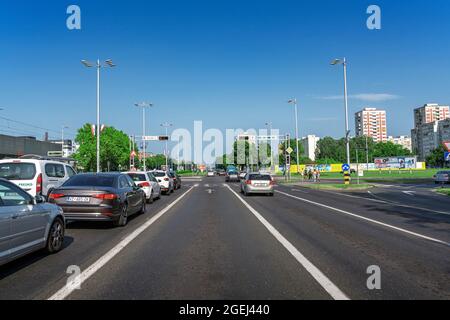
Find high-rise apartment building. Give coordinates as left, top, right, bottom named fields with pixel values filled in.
left=411, top=103, right=450, bottom=160
left=355, top=108, right=387, bottom=142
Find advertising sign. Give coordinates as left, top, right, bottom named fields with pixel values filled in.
left=374, top=157, right=417, bottom=169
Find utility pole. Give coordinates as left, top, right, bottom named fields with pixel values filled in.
left=81, top=59, right=116, bottom=172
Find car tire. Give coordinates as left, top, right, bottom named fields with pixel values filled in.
left=46, top=218, right=65, bottom=254
left=147, top=192, right=154, bottom=204
left=114, top=204, right=128, bottom=227
left=140, top=198, right=147, bottom=214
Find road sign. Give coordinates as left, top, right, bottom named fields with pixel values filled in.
left=286, top=147, right=294, bottom=154
left=445, top=152, right=450, bottom=161
left=143, top=136, right=169, bottom=141
left=342, top=164, right=350, bottom=172
left=48, top=151, right=63, bottom=157
left=443, top=141, right=450, bottom=151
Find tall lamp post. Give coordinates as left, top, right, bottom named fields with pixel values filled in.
left=331, top=58, right=351, bottom=166
left=135, top=102, right=153, bottom=171
left=61, top=125, right=69, bottom=156
left=81, top=59, right=116, bottom=173
left=160, top=122, right=173, bottom=169
left=287, top=99, right=300, bottom=175
left=265, top=122, right=274, bottom=172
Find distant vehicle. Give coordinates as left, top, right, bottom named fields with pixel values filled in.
left=216, top=169, right=226, bottom=176
left=152, top=170, right=174, bottom=194
left=207, top=170, right=215, bottom=177
left=240, top=173, right=275, bottom=196
left=433, top=171, right=450, bottom=184
left=169, top=172, right=182, bottom=190
left=239, top=172, right=247, bottom=180
left=226, top=170, right=239, bottom=182
left=0, top=157, right=77, bottom=199
left=125, top=171, right=161, bottom=203
left=48, top=173, right=146, bottom=227
left=0, top=178, right=65, bottom=266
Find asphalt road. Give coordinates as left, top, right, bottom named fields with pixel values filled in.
left=0, top=176, right=449, bottom=300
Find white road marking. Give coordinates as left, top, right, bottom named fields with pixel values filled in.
left=402, top=191, right=416, bottom=196
left=276, top=190, right=450, bottom=247
left=224, top=184, right=350, bottom=300
left=317, top=190, right=450, bottom=216
left=291, top=188, right=310, bottom=194
left=48, top=186, right=196, bottom=300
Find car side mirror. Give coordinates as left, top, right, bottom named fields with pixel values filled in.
left=34, top=195, right=45, bottom=204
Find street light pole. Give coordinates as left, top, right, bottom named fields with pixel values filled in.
left=135, top=102, right=153, bottom=172
left=61, top=125, right=69, bottom=156
left=81, top=59, right=116, bottom=173
left=288, top=99, right=300, bottom=175
left=265, top=122, right=274, bottom=172
left=161, top=122, right=173, bottom=170
left=331, top=58, right=351, bottom=166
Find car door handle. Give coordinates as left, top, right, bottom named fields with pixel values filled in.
left=12, top=214, right=19, bottom=220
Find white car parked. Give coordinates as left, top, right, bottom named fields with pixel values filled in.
left=0, top=156, right=77, bottom=199
left=151, top=170, right=174, bottom=195
left=125, top=171, right=161, bottom=203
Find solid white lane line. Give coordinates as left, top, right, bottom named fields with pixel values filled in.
left=48, top=186, right=196, bottom=300
left=224, top=184, right=349, bottom=301
left=276, top=190, right=450, bottom=247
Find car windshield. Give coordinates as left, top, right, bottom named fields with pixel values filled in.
left=0, top=162, right=37, bottom=180
left=63, top=175, right=116, bottom=187
left=229, top=171, right=238, bottom=175
left=248, top=174, right=271, bottom=181
left=127, top=173, right=147, bottom=181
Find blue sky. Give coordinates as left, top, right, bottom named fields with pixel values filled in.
left=1, top=0, right=450, bottom=153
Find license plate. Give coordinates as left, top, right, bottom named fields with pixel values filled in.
left=254, top=184, right=266, bottom=187
left=67, top=197, right=90, bottom=203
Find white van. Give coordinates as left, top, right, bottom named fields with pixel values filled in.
left=0, top=157, right=77, bottom=198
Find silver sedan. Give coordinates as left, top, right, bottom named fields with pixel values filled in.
left=240, top=173, right=275, bottom=196
left=0, top=178, right=65, bottom=266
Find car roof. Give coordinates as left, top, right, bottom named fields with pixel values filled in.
left=77, top=172, right=122, bottom=177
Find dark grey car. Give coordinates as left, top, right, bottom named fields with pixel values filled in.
left=49, top=173, right=146, bottom=227
left=0, top=178, right=65, bottom=266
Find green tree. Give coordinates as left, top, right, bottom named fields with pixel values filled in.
left=426, top=146, right=446, bottom=168
left=372, top=141, right=412, bottom=159
left=278, top=139, right=310, bottom=164
left=74, top=124, right=136, bottom=172
left=315, top=137, right=344, bottom=163
left=145, top=154, right=167, bottom=170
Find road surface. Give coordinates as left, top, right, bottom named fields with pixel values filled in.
left=0, top=176, right=449, bottom=300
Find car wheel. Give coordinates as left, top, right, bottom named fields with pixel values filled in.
left=147, top=192, right=154, bottom=204
left=46, top=218, right=65, bottom=253
left=114, top=204, right=128, bottom=227
left=140, top=198, right=147, bottom=214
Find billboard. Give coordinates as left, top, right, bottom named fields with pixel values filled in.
left=374, top=157, right=417, bottom=169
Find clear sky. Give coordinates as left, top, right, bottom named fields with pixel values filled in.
left=1, top=0, right=450, bottom=153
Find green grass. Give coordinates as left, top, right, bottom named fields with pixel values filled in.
left=435, top=188, right=450, bottom=196
left=278, top=169, right=438, bottom=184
left=297, top=183, right=373, bottom=191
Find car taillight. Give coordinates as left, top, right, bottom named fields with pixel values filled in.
left=94, top=194, right=118, bottom=200
left=49, top=193, right=65, bottom=200
left=270, top=180, right=275, bottom=186
left=164, top=178, right=169, bottom=181
left=139, top=182, right=150, bottom=187
left=245, top=180, right=252, bottom=185
left=36, top=173, right=42, bottom=195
